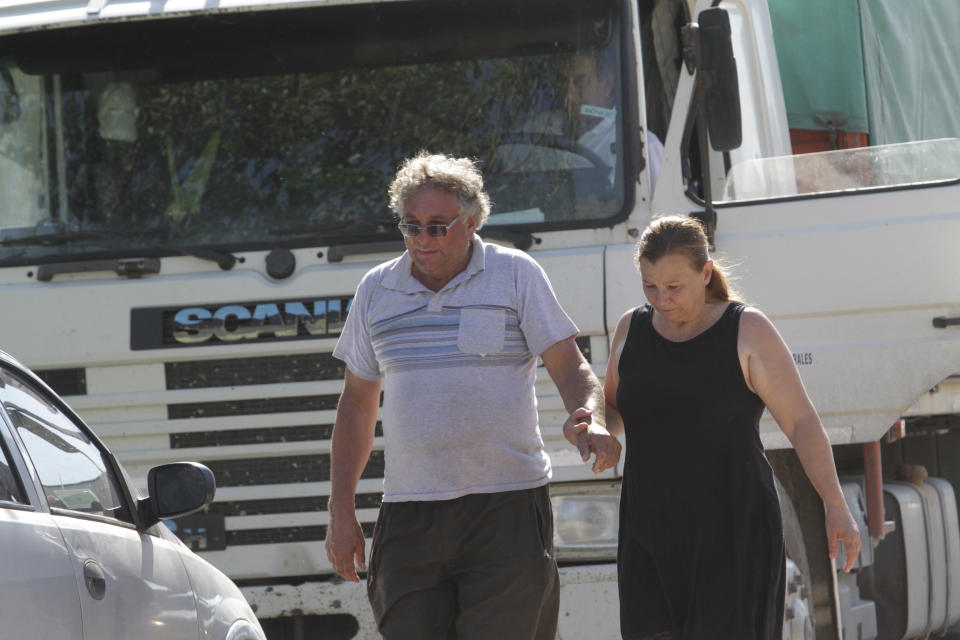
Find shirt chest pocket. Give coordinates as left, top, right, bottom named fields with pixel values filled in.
left=457, top=308, right=506, bottom=356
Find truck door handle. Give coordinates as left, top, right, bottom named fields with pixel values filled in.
left=933, top=316, right=960, bottom=328
left=83, top=559, right=106, bottom=600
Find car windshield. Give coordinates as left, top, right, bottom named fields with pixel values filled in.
left=0, top=0, right=627, bottom=267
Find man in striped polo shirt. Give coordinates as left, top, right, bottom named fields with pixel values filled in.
left=326, top=151, right=620, bottom=639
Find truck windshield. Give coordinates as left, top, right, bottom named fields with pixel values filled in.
left=0, top=0, right=627, bottom=267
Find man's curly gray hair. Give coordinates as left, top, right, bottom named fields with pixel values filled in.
left=388, top=151, right=491, bottom=229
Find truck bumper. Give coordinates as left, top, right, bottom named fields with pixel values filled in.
left=242, top=562, right=619, bottom=639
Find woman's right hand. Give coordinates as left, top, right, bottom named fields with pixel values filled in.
left=825, top=503, right=861, bottom=573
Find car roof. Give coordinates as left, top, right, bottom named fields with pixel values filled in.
left=0, top=350, right=30, bottom=375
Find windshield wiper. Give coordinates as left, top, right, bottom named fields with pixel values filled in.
left=269, top=216, right=404, bottom=263
left=34, top=245, right=239, bottom=281
left=0, top=228, right=240, bottom=270
left=269, top=215, right=398, bottom=238
left=479, top=227, right=537, bottom=251
left=36, top=257, right=162, bottom=282
left=158, top=245, right=238, bottom=270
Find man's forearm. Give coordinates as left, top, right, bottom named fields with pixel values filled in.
left=544, top=337, right=621, bottom=472
left=328, top=390, right=380, bottom=512
left=325, top=380, right=380, bottom=582
left=543, top=337, right=607, bottom=426
left=557, top=360, right=606, bottom=424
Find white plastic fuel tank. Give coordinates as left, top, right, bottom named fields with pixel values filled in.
left=863, top=478, right=960, bottom=640
left=914, top=480, right=947, bottom=634
left=924, top=477, right=960, bottom=633
left=865, top=481, right=929, bottom=639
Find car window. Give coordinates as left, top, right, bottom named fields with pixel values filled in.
left=0, top=439, right=25, bottom=505
left=0, top=368, right=131, bottom=523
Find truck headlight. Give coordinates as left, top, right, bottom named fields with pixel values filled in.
left=550, top=481, right=620, bottom=562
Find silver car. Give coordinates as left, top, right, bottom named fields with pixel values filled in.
left=0, top=350, right=265, bottom=639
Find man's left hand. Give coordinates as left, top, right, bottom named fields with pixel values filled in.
left=563, top=407, right=622, bottom=473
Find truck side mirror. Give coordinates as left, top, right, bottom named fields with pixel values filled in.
left=138, top=461, right=216, bottom=529
left=695, top=8, right=742, bottom=152
left=679, top=7, right=742, bottom=246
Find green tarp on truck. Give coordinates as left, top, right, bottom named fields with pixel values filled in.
left=768, top=0, right=960, bottom=145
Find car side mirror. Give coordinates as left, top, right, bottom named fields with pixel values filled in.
left=138, top=461, right=216, bottom=529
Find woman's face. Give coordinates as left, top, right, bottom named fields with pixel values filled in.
left=638, top=252, right=713, bottom=323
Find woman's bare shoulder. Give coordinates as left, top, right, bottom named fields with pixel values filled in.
left=738, top=305, right=786, bottom=351
left=609, top=307, right=640, bottom=355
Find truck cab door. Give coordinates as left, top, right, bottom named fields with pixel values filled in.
left=712, top=141, right=960, bottom=445
left=652, top=0, right=960, bottom=446
left=661, top=113, right=960, bottom=449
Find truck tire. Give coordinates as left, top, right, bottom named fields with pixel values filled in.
left=777, top=474, right=817, bottom=640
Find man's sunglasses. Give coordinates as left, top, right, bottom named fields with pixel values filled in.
left=397, top=215, right=464, bottom=238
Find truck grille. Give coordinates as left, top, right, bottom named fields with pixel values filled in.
left=155, top=351, right=384, bottom=567
left=202, top=451, right=385, bottom=486
left=166, top=353, right=344, bottom=388
left=210, top=496, right=329, bottom=515
left=170, top=422, right=383, bottom=448
left=227, top=523, right=376, bottom=547
left=34, top=367, right=87, bottom=396
left=168, top=393, right=340, bottom=419
left=208, top=493, right=383, bottom=516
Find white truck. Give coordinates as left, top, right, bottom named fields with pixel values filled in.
left=0, top=0, right=958, bottom=637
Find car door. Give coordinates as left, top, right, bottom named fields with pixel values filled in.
left=0, top=404, right=82, bottom=640
left=0, top=364, right=200, bottom=639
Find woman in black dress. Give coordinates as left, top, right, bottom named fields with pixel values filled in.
left=596, top=216, right=860, bottom=639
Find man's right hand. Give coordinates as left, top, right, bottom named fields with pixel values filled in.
left=325, top=507, right=366, bottom=582
left=325, top=368, right=381, bottom=583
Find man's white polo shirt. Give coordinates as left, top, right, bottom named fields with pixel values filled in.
left=333, top=235, right=578, bottom=502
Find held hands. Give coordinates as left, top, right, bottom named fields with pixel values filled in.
left=826, top=504, right=861, bottom=573
left=563, top=407, right=622, bottom=473
left=324, top=508, right=366, bottom=583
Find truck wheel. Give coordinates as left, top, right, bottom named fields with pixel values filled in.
left=777, top=475, right=816, bottom=640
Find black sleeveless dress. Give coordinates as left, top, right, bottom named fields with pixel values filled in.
left=616, top=303, right=784, bottom=640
